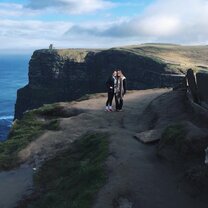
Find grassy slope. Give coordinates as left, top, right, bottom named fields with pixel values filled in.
left=0, top=104, right=61, bottom=170
left=18, top=132, right=109, bottom=208
left=117, top=44, right=208, bottom=73
left=159, top=124, right=186, bottom=153
left=1, top=98, right=109, bottom=207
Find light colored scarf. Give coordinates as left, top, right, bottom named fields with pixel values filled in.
left=115, top=76, right=126, bottom=98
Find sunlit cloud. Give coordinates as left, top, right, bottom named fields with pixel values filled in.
left=64, top=0, right=208, bottom=44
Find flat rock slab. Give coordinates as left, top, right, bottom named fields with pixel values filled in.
left=114, top=198, right=133, bottom=208
left=135, top=129, right=163, bottom=143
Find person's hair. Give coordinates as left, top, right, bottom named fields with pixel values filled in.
left=112, top=70, right=117, bottom=76
left=117, top=70, right=124, bottom=78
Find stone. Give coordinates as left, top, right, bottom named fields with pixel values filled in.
left=196, top=71, right=208, bottom=108
left=113, top=197, right=133, bottom=208
left=186, top=68, right=199, bottom=103
left=205, top=147, right=208, bottom=165
left=158, top=121, right=208, bottom=160
left=134, top=129, right=163, bottom=143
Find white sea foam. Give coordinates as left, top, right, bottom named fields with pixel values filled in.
left=0, top=115, right=13, bottom=120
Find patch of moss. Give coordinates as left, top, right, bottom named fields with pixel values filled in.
left=43, top=119, right=60, bottom=131
left=22, top=132, right=109, bottom=208
left=33, top=103, right=59, bottom=114
left=160, top=124, right=186, bottom=153
left=33, top=103, right=66, bottom=118
left=76, top=94, right=91, bottom=102
left=0, top=105, right=60, bottom=170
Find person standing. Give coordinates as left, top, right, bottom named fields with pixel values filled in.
left=115, top=70, right=126, bottom=111
left=105, top=70, right=117, bottom=112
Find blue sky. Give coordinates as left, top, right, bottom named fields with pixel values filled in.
left=0, top=0, right=208, bottom=53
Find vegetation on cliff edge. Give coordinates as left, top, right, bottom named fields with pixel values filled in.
left=0, top=103, right=61, bottom=170
left=19, top=132, right=109, bottom=208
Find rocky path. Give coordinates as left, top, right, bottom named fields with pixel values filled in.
left=68, top=89, right=208, bottom=208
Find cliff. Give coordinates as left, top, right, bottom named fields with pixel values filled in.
left=15, top=45, right=190, bottom=119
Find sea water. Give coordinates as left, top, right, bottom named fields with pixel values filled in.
left=0, top=54, right=30, bottom=141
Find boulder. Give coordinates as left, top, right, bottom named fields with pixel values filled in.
left=196, top=71, right=208, bottom=108
left=186, top=69, right=199, bottom=103
left=134, top=129, right=163, bottom=143
left=158, top=121, right=208, bottom=161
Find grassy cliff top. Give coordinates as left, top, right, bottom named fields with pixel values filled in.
left=116, top=44, right=208, bottom=72
left=56, top=48, right=101, bottom=62
left=39, top=44, right=208, bottom=73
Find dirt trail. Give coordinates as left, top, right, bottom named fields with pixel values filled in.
left=0, top=165, right=33, bottom=208
left=2, top=89, right=208, bottom=208
left=78, top=89, right=208, bottom=208
left=18, top=89, right=167, bottom=166
left=60, top=88, right=208, bottom=208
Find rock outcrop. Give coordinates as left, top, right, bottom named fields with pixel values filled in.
left=186, top=69, right=199, bottom=103
left=186, top=69, right=208, bottom=109
left=15, top=48, right=185, bottom=119
left=196, top=71, right=208, bottom=108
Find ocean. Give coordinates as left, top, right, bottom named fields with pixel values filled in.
left=0, top=55, right=30, bottom=141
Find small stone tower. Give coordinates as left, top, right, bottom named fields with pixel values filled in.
left=49, top=44, right=53, bottom=51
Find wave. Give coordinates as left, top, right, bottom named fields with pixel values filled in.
left=0, top=115, right=13, bottom=120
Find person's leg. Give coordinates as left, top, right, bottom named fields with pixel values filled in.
left=119, top=98, right=123, bottom=110
left=108, top=92, right=114, bottom=111
left=105, top=92, right=111, bottom=110
left=115, top=94, right=119, bottom=110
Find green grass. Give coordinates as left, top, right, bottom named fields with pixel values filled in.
left=24, top=132, right=109, bottom=208
left=76, top=93, right=105, bottom=102
left=160, top=124, right=186, bottom=153
left=0, top=104, right=61, bottom=170
left=120, top=44, right=208, bottom=73
left=33, top=103, right=66, bottom=118
left=76, top=94, right=92, bottom=102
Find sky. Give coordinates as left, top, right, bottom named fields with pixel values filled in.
left=1, top=0, right=208, bottom=53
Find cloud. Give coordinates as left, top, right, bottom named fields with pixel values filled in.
left=66, top=15, right=180, bottom=38
left=1, top=0, right=208, bottom=53
left=139, top=0, right=208, bottom=43
left=0, top=3, right=23, bottom=17
left=0, top=19, right=72, bottom=52
left=0, top=2, right=42, bottom=18
left=25, top=0, right=115, bottom=14
left=65, top=0, right=208, bottom=44
left=65, top=16, right=181, bottom=44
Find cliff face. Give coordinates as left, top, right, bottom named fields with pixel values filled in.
left=15, top=48, right=184, bottom=119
